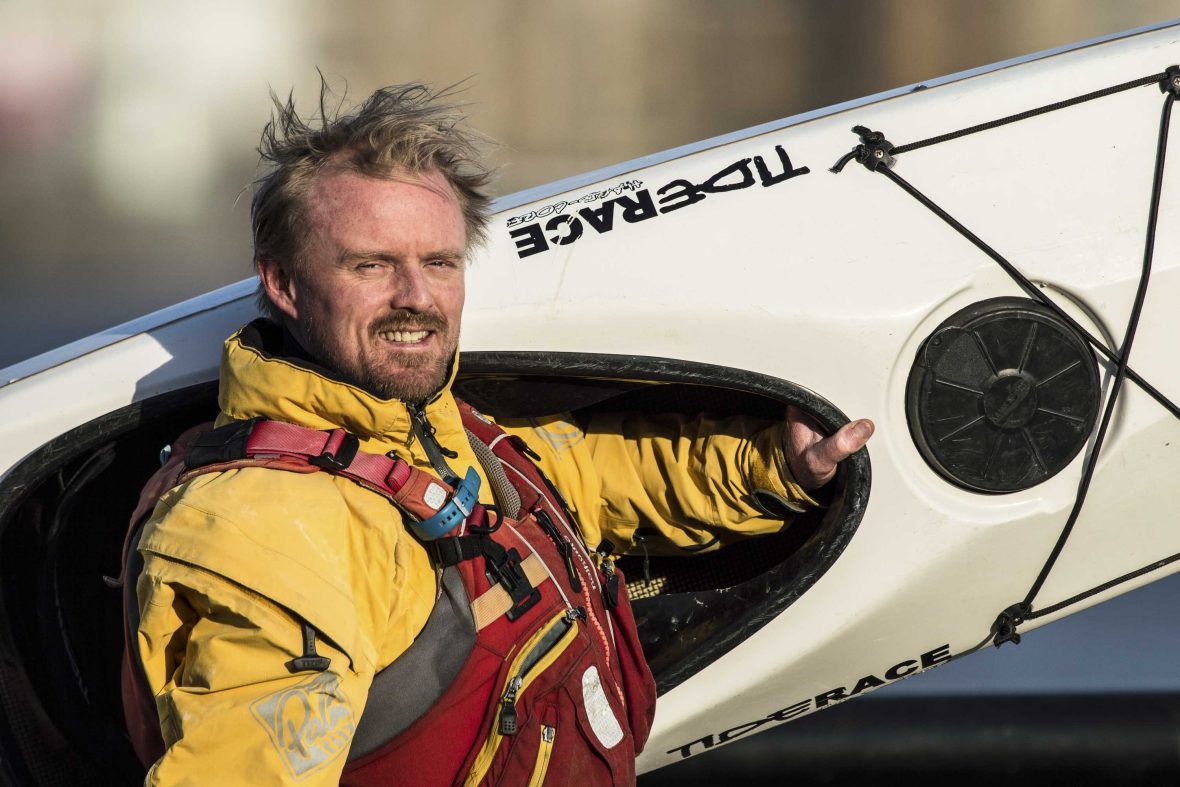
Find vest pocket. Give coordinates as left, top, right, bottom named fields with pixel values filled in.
left=464, top=611, right=579, bottom=786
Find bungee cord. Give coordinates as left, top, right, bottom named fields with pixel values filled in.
left=832, top=65, right=1180, bottom=654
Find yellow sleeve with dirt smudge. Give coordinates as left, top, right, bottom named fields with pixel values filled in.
left=135, top=466, right=437, bottom=785
left=138, top=554, right=372, bottom=786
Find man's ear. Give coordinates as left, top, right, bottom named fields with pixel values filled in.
left=256, top=257, right=300, bottom=321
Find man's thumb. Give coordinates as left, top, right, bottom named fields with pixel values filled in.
left=836, top=419, right=875, bottom=457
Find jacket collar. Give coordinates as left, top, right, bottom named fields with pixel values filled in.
left=218, top=319, right=461, bottom=445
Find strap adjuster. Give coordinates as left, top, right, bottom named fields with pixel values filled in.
left=308, top=429, right=359, bottom=470
left=409, top=467, right=482, bottom=541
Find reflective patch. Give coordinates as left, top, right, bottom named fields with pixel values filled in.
left=581, top=665, right=623, bottom=749
left=423, top=482, right=447, bottom=510
left=251, top=671, right=356, bottom=780
left=530, top=419, right=585, bottom=454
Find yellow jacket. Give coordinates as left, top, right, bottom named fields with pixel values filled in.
left=136, top=323, right=815, bottom=785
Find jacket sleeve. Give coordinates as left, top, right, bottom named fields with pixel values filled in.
left=137, top=554, right=371, bottom=787
left=499, top=410, right=818, bottom=555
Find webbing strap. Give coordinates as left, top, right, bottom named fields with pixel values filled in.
left=428, top=535, right=486, bottom=567
left=470, top=553, right=550, bottom=631
left=245, top=421, right=412, bottom=492
left=191, top=419, right=485, bottom=541
left=412, top=467, right=482, bottom=541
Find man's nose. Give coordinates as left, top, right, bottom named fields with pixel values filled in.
left=390, top=263, right=435, bottom=312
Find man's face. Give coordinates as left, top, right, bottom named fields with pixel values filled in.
left=280, top=167, right=467, bottom=403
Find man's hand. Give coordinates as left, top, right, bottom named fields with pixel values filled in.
left=785, top=405, right=875, bottom=491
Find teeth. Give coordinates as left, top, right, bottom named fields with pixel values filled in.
left=380, top=330, right=430, bottom=344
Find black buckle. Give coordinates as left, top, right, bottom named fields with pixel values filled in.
left=308, top=430, right=359, bottom=470
left=485, top=546, right=541, bottom=620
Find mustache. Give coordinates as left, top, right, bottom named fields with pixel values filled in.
left=370, top=311, right=448, bottom=334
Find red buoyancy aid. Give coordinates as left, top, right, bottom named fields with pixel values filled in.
left=120, top=402, right=656, bottom=786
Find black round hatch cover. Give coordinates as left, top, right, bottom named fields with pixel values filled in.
left=906, top=297, right=1100, bottom=493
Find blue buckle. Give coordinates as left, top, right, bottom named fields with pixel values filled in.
left=409, top=467, right=481, bottom=541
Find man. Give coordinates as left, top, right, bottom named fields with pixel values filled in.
left=129, top=83, right=873, bottom=785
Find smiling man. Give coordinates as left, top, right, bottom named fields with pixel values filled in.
left=259, top=167, right=467, bottom=403
left=126, top=83, right=873, bottom=786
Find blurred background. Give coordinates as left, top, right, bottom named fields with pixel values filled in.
left=2, top=1, right=1179, bottom=783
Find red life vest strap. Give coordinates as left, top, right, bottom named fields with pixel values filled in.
left=177, top=418, right=487, bottom=530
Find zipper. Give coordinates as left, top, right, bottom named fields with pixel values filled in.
left=499, top=614, right=575, bottom=734
left=464, top=612, right=579, bottom=786
left=407, top=403, right=460, bottom=484
left=527, top=725, right=556, bottom=787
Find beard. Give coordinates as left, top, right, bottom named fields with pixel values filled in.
left=300, top=309, right=456, bottom=404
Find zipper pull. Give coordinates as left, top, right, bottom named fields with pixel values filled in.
left=535, top=510, right=582, bottom=593
left=414, top=404, right=459, bottom=458
left=509, top=435, right=542, bottom=461
left=559, top=547, right=582, bottom=594
left=600, top=558, right=619, bottom=610
left=566, top=605, right=587, bottom=622
left=633, top=532, right=652, bottom=583
left=597, top=540, right=619, bottom=608
left=499, top=676, right=523, bottom=735
left=408, top=404, right=460, bottom=481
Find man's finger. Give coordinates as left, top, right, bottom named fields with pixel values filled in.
left=830, top=419, right=874, bottom=461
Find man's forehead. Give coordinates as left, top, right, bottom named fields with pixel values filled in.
left=307, top=166, right=461, bottom=215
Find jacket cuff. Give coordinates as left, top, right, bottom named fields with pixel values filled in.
left=746, top=422, right=821, bottom=514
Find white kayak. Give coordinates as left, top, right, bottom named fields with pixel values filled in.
left=0, top=19, right=1177, bottom=781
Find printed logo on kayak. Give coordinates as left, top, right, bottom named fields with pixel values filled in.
left=251, top=671, right=356, bottom=779
left=506, top=180, right=645, bottom=227
left=507, top=145, right=809, bottom=258
left=665, top=643, right=953, bottom=760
